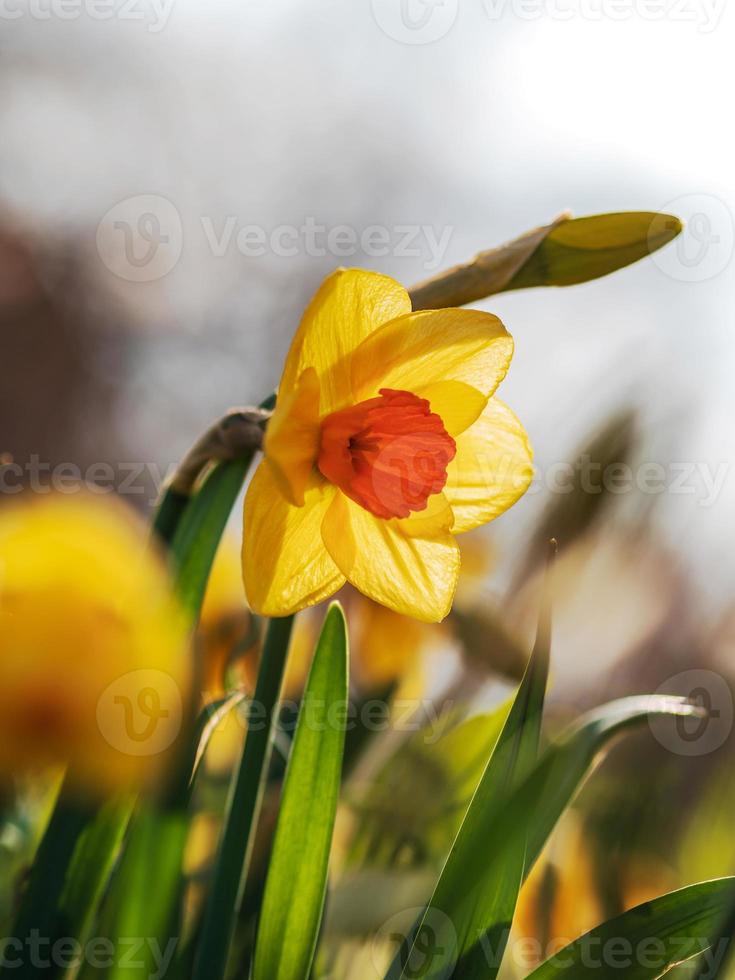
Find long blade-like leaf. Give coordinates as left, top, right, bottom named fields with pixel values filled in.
left=526, top=878, right=735, bottom=979
left=104, top=806, right=189, bottom=980
left=253, top=603, right=349, bottom=980
left=193, top=614, right=295, bottom=980
left=57, top=795, right=135, bottom=948
left=388, top=695, right=700, bottom=980
left=456, top=696, right=703, bottom=977
left=390, top=562, right=552, bottom=979
left=518, top=696, right=703, bottom=873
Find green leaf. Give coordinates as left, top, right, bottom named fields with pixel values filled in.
left=514, top=696, right=703, bottom=874
left=253, top=603, right=349, bottom=980
left=409, top=212, right=682, bottom=310
left=192, top=614, right=295, bottom=980
left=460, top=695, right=702, bottom=976
left=344, top=702, right=512, bottom=875
left=1, top=779, right=99, bottom=979
left=100, top=804, right=189, bottom=980
left=57, top=795, right=135, bottom=948
left=170, top=458, right=253, bottom=623
left=388, top=695, right=700, bottom=979
left=189, top=691, right=248, bottom=789
left=526, top=878, right=735, bottom=980
left=390, top=570, right=552, bottom=979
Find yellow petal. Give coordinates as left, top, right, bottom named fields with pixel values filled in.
left=414, top=380, right=488, bottom=436
left=350, top=308, right=513, bottom=409
left=280, top=269, right=411, bottom=413
left=242, top=463, right=344, bottom=616
left=394, top=491, right=454, bottom=538
left=264, top=366, right=321, bottom=506
left=321, top=493, right=460, bottom=623
left=444, top=397, right=533, bottom=534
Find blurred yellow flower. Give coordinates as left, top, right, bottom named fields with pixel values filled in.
left=515, top=819, right=603, bottom=967
left=243, top=268, right=532, bottom=623
left=0, top=495, right=190, bottom=793
left=199, top=535, right=256, bottom=699
left=276, top=590, right=426, bottom=699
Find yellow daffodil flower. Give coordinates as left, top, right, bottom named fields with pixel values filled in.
left=0, top=495, right=190, bottom=793
left=243, top=268, right=532, bottom=622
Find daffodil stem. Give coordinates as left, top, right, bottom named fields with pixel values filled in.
left=192, top=614, right=294, bottom=980
left=151, top=485, right=189, bottom=546
left=3, top=773, right=98, bottom=979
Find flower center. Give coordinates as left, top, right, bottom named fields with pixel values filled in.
left=317, top=388, right=456, bottom=520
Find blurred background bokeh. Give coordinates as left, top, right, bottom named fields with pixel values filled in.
left=2, top=1, right=735, bottom=974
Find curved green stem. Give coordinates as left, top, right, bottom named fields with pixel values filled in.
left=192, top=615, right=294, bottom=980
